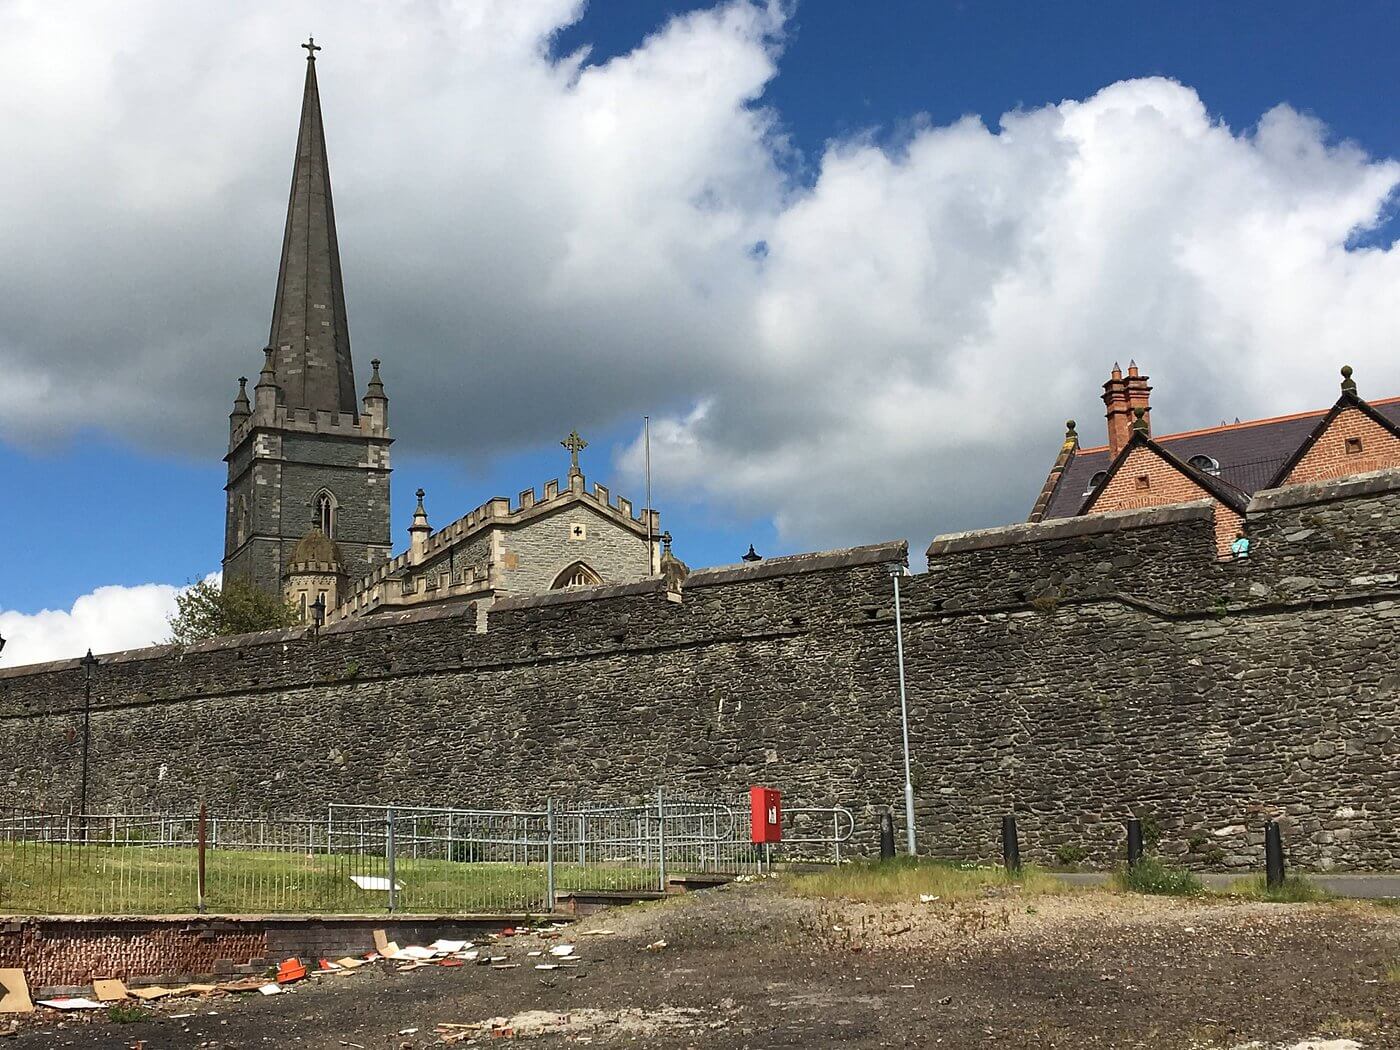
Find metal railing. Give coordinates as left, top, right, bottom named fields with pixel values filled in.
left=0, top=792, right=854, bottom=918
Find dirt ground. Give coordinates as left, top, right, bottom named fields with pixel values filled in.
left=5, top=882, right=1398, bottom=1049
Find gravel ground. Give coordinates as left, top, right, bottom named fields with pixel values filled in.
left=4, top=884, right=1398, bottom=1048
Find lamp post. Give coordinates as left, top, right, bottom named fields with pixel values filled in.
left=78, top=648, right=99, bottom=841
left=310, top=595, right=326, bottom=630
left=886, top=562, right=916, bottom=856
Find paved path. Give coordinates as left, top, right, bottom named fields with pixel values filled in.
left=1054, top=871, right=1400, bottom=898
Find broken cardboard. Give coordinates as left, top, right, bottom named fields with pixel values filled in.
left=92, top=979, right=128, bottom=1003
left=0, top=971, right=33, bottom=1015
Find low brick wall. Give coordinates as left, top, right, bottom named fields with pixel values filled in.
left=0, top=914, right=535, bottom=992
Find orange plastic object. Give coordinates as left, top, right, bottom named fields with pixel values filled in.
left=275, top=958, right=307, bottom=983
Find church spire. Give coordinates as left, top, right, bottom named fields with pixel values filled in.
left=267, top=37, right=358, bottom=417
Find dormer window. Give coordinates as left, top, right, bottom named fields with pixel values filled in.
left=1084, top=470, right=1108, bottom=495
left=1187, top=454, right=1221, bottom=476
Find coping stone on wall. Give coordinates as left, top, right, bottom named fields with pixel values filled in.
left=925, top=500, right=1215, bottom=559
left=685, top=540, right=907, bottom=588
left=1246, top=467, right=1400, bottom=514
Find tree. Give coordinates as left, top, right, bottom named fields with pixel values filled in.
left=167, top=577, right=299, bottom=645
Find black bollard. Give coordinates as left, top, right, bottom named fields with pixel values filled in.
left=1126, top=818, right=1144, bottom=869
left=879, top=810, right=896, bottom=861
left=1001, top=814, right=1021, bottom=873
left=1265, top=820, right=1286, bottom=888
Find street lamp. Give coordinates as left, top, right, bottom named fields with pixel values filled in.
left=886, top=562, right=916, bottom=856
left=78, top=648, right=99, bottom=841
left=310, top=594, right=326, bottom=630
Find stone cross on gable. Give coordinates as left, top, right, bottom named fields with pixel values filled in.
left=562, top=430, right=588, bottom=476
left=302, top=36, right=321, bottom=60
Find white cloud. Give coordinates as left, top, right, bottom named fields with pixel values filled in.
left=0, top=583, right=185, bottom=666
left=1, top=2, right=1398, bottom=561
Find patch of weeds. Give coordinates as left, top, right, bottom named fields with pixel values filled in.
left=341, top=660, right=360, bottom=680
left=1055, top=844, right=1088, bottom=867
left=1228, top=874, right=1334, bottom=903
left=1028, top=593, right=1060, bottom=614
left=108, top=1003, right=152, bottom=1023
left=787, top=856, right=1070, bottom=903
left=1112, top=856, right=1202, bottom=897
left=1386, top=960, right=1400, bottom=984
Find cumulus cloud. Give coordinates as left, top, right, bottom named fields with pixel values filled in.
left=2, top=1, right=1398, bottom=562
left=0, top=583, right=187, bottom=666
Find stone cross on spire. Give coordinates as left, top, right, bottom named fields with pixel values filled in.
left=562, top=430, right=588, bottom=477
left=302, top=36, right=321, bottom=60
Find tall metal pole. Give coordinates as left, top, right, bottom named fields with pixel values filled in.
left=891, top=570, right=916, bottom=855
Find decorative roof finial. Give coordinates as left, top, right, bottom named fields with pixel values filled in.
left=302, top=36, right=321, bottom=61
left=742, top=544, right=762, bottom=563
left=562, top=430, right=588, bottom=477
left=365, top=358, right=385, bottom=397
left=1131, top=407, right=1149, bottom=434
left=409, top=487, right=431, bottom=536
left=1341, top=364, right=1357, bottom=395
left=661, top=530, right=673, bottom=554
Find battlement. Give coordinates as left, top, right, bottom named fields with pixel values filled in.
left=229, top=401, right=389, bottom=449
left=424, top=473, right=657, bottom=554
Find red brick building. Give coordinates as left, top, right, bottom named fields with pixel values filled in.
left=1030, top=364, right=1400, bottom=556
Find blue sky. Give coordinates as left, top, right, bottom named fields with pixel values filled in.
left=3, top=0, right=1400, bottom=645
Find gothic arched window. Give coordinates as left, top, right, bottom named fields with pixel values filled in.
left=552, top=562, right=603, bottom=589
left=314, top=491, right=336, bottom=538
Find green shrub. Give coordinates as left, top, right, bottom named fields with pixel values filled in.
left=1055, top=844, right=1088, bottom=867
left=1112, top=856, right=1202, bottom=897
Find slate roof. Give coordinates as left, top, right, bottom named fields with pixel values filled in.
left=266, top=44, right=359, bottom=417
left=1039, top=396, right=1400, bottom=520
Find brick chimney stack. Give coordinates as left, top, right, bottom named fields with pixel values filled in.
left=1103, top=360, right=1151, bottom=456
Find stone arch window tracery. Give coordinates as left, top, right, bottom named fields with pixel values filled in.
left=313, top=489, right=337, bottom=538
left=552, top=561, right=603, bottom=589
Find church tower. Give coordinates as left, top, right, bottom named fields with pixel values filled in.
left=223, top=39, right=392, bottom=596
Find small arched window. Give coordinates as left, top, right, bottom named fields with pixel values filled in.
left=1084, top=470, right=1108, bottom=495
left=314, top=491, right=336, bottom=538
left=1187, top=455, right=1221, bottom=476
left=552, top=562, right=603, bottom=589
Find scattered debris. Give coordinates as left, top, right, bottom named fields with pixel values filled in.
left=349, top=874, right=404, bottom=891
left=645, top=939, right=668, bottom=951
left=257, top=984, right=283, bottom=996
left=36, top=998, right=104, bottom=1010
left=276, top=958, right=308, bottom=983
left=549, top=944, right=576, bottom=957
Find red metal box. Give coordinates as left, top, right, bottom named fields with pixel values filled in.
left=749, top=786, right=782, bottom=844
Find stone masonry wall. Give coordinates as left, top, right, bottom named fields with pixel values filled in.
left=3, top=471, right=1398, bottom=872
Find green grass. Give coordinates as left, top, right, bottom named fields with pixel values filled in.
left=107, top=1003, right=153, bottom=1023
left=1111, top=856, right=1203, bottom=897
left=1227, top=874, right=1334, bottom=903
left=1386, top=961, right=1400, bottom=984
left=0, top=841, right=655, bottom=916
left=786, top=856, right=1070, bottom=903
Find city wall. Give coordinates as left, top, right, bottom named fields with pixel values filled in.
left=2, top=469, right=1397, bottom=871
